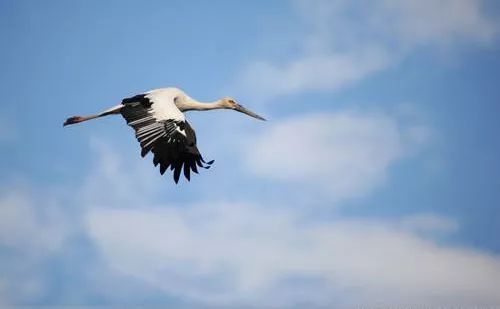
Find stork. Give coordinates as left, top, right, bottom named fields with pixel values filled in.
left=63, top=87, right=265, bottom=183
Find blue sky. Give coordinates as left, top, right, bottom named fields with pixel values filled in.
left=1, top=0, right=500, bottom=307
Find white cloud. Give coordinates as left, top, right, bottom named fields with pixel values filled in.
left=238, top=0, right=498, bottom=101
left=86, top=202, right=500, bottom=307
left=381, top=0, right=498, bottom=46
left=241, top=49, right=390, bottom=100
left=0, top=190, right=69, bottom=254
left=80, top=138, right=499, bottom=306
left=0, top=138, right=172, bottom=305
left=77, top=137, right=163, bottom=207
left=0, top=188, right=73, bottom=304
left=243, top=111, right=425, bottom=201
left=399, top=213, right=459, bottom=235
left=2, top=136, right=499, bottom=307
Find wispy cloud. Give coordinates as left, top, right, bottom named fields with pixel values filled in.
left=0, top=188, right=73, bottom=304
left=238, top=0, right=498, bottom=101
left=240, top=48, right=390, bottom=101
left=0, top=190, right=69, bottom=254
left=86, top=202, right=500, bottom=307
left=380, top=0, right=498, bottom=46
left=243, top=110, right=428, bottom=201
left=1, top=137, right=499, bottom=306
left=399, top=213, right=459, bottom=235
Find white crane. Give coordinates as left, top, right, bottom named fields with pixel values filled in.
left=64, top=87, right=265, bottom=183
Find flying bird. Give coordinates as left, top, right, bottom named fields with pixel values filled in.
left=64, top=87, right=265, bottom=183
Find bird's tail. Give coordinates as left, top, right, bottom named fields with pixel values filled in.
left=63, top=104, right=123, bottom=127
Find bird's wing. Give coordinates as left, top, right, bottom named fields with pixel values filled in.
left=120, top=93, right=213, bottom=183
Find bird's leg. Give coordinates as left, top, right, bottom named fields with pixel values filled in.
left=63, top=114, right=100, bottom=126
left=63, top=104, right=122, bottom=126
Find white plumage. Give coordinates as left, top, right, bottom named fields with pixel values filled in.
left=143, top=88, right=186, bottom=124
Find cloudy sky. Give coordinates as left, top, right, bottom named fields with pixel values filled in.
left=1, top=0, right=500, bottom=307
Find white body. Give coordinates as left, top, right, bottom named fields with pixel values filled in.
left=145, top=87, right=186, bottom=122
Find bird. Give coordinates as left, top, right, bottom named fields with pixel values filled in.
left=63, top=87, right=266, bottom=183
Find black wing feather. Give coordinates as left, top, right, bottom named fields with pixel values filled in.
left=120, top=94, right=213, bottom=183
left=183, top=162, right=191, bottom=181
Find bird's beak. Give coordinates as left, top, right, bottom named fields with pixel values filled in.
left=234, top=104, right=266, bottom=121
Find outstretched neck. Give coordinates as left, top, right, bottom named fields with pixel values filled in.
left=178, top=98, right=226, bottom=112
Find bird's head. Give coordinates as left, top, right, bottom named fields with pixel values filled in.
left=222, top=97, right=266, bottom=121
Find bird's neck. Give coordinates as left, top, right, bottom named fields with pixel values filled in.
left=179, top=98, right=225, bottom=112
